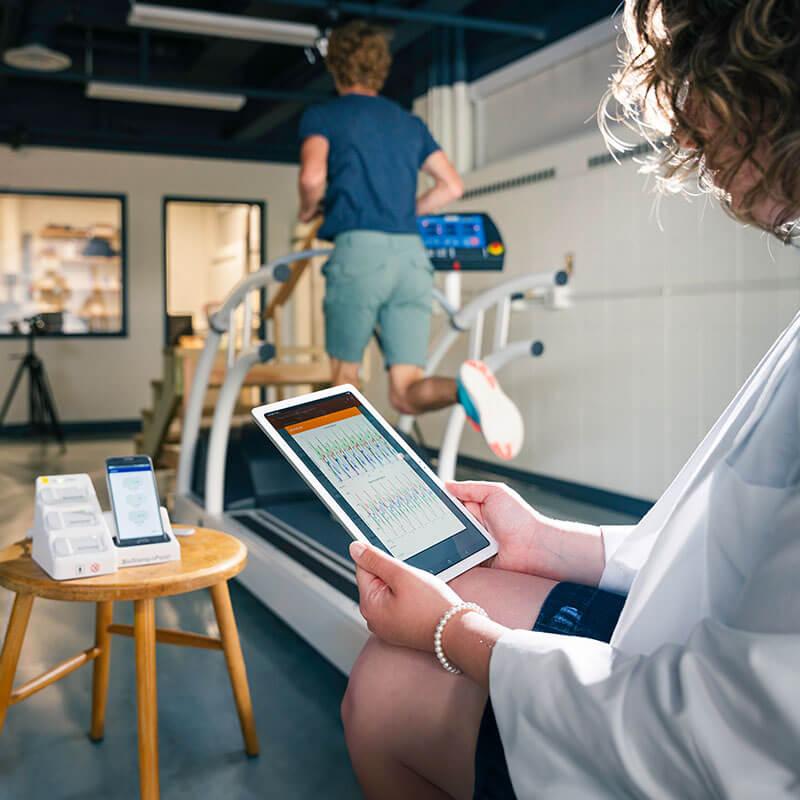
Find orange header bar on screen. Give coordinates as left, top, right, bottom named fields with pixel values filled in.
left=285, top=406, right=361, bottom=435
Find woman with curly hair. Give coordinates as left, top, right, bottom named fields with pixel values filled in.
left=341, top=1, right=800, bottom=797
left=298, top=20, right=524, bottom=460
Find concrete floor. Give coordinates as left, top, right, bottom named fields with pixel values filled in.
left=0, top=437, right=638, bottom=800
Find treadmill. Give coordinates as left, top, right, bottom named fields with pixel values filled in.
left=173, top=214, right=569, bottom=673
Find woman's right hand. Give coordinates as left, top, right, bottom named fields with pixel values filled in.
left=446, top=481, right=606, bottom=584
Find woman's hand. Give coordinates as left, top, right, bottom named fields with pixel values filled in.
left=447, top=481, right=550, bottom=572
left=447, top=481, right=606, bottom=585
left=350, top=541, right=461, bottom=652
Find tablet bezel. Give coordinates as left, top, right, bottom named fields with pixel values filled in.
left=251, top=384, right=497, bottom=583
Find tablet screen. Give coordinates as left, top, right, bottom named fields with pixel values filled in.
left=265, top=392, right=491, bottom=574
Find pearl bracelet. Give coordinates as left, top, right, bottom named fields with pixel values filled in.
left=434, top=602, right=488, bottom=675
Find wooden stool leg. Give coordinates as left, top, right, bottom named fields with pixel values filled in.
left=0, top=593, right=34, bottom=734
left=209, top=581, right=260, bottom=756
left=90, top=600, right=114, bottom=741
left=134, top=598, right=159, bottom=800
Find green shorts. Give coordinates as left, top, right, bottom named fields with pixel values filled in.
left=323, top=230, right=434, bottom=368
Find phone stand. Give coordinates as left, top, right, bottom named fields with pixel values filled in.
left=30, top=474, right=118, bottom=581
left=104, top=507, right=181, bottom=569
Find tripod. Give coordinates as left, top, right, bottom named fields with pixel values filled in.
left=0, top=318, right=65, bottom=448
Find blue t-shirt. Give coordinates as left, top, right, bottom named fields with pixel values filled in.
left=299, top=94, right=441, bottom=241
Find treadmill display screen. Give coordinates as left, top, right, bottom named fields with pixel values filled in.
left=265, top=393, right=490, bottom=574
left=418, top=215, right=486, bottom=250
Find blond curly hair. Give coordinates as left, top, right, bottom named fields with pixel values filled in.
left=604, top=0, right=800, bottom=240
left=326, top=20, right=392, bottom=92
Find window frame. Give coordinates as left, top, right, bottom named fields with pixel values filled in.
left=0, top=187, right=128, bottom=339
left=161, top=195, right=268, bottom=348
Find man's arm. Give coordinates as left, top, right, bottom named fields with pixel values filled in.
left=298, top=135, right=329, bottom=222
left=417, top=150, right=464, bottom=215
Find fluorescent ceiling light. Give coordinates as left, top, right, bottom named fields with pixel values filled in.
left=86, top=81, right=246, bottom=111
left=128, top=3, right=319, bottom=47
left=3, top=43, right=71, bottom=72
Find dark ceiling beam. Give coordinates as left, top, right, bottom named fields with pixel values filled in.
left=0, top=0, right=26, bottom=87
left=0, top=64, right=330, bottom=104
left=0, top=121, right=298, bottom=162
left=228, top=0, right=477, bottom=142
left=0, top=0, right=25, bottom=52
left=258, top=0, right=547, bottom=39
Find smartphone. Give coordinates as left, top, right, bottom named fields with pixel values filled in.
left=106, top=456, right=170, bottom=547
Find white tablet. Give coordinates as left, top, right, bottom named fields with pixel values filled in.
left=251, top=385, right=497, bottom=583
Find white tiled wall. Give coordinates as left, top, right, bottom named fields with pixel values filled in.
left=365, top=127, right=800, bottom=502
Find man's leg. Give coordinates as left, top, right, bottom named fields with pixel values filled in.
left=342, top=567, right=557, bottom=800
left=388, top=364, right=458, bottom=416
left=330, top=358, right=362, bottom=388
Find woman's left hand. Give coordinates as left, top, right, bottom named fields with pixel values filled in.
left=350, top=540, right=462, bottom=652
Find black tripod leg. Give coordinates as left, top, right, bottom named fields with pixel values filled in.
left=33, top=361, right=65, bottom=447
left=0, top=358, right=28, bottom=427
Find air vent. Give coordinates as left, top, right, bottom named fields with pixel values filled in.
left=588, top=142, right=655, bottom=169
left=462, top=167, right=556, bottom=200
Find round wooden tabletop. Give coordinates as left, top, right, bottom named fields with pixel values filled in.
left=0, top=527, right=247, bottom=602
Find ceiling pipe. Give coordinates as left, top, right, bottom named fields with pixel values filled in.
left=225, top=0, right=482, bottom=142
left=259, top=0, right=548, bottom=40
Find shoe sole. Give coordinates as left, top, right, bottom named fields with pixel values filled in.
left=459, top=360, right=524, bottom=460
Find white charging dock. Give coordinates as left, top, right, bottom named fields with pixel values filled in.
left=30, top=474, right=118, bottom=581
left=30, top=473, right=182, bottom=580
left=104, top=507, right=181, bottom=570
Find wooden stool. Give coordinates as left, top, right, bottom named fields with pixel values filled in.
left=0, top=527, right=259, bottom=800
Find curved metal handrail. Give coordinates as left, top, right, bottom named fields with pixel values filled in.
left=398, top=269, right=567, bottom=434
left=176, top=249, right=329, bottom=497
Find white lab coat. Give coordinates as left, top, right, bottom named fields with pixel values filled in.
left=490, top=310, right=800, bottom=798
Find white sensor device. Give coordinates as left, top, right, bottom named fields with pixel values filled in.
left=30, top=474, right=118, bottom=580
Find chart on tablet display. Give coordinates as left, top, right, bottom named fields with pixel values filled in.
left=291, top=410, right=464, bottom=559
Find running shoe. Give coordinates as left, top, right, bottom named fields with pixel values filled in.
left=456, top=360, right=524, bottom=460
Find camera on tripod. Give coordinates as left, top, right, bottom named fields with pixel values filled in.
left=10, top=312, right=64, bottom=336
left=0, top=312, right=65, bottom=447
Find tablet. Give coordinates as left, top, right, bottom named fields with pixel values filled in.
left=251, top=385, right=497, bottom=583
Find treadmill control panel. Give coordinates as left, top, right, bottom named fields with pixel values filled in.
left=417, top=213, right=505, bottom=272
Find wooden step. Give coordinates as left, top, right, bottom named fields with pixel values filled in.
left=240, top=362, right=332, bottom=386
left=159, top=444, right=181, bottom=470
left=150, top=379, right=164, bottom=408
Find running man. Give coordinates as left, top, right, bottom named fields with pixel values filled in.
left=298, top=20, right=523, bottom=460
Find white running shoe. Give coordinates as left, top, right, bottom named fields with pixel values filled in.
left=457, top=360, right=524, bottom=461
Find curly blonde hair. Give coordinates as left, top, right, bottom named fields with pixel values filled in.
left=326, top=20, right=392, bottom=92
left=604, top=0, right=800, bottom=240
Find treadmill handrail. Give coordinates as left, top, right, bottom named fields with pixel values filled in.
left=452, top=269, right=565, bottom=331
left=210, top=248, right=331, bottom=331
left=205, top=347, right=265, bottom=515
left=176, top=249, right=329, bottom=498
left=397, top=269, right=566, bottom=434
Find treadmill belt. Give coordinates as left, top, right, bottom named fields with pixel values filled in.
left=232, top=510, right=358, bottom=602
left=262, top=500, right=353, bottom=561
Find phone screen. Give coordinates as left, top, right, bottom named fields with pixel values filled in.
left=107, top=459, right=165, bottom=542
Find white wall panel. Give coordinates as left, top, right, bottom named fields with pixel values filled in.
left=475, top=37, right=618, bottom=166
left=364, top=123, right=799, bottom=501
